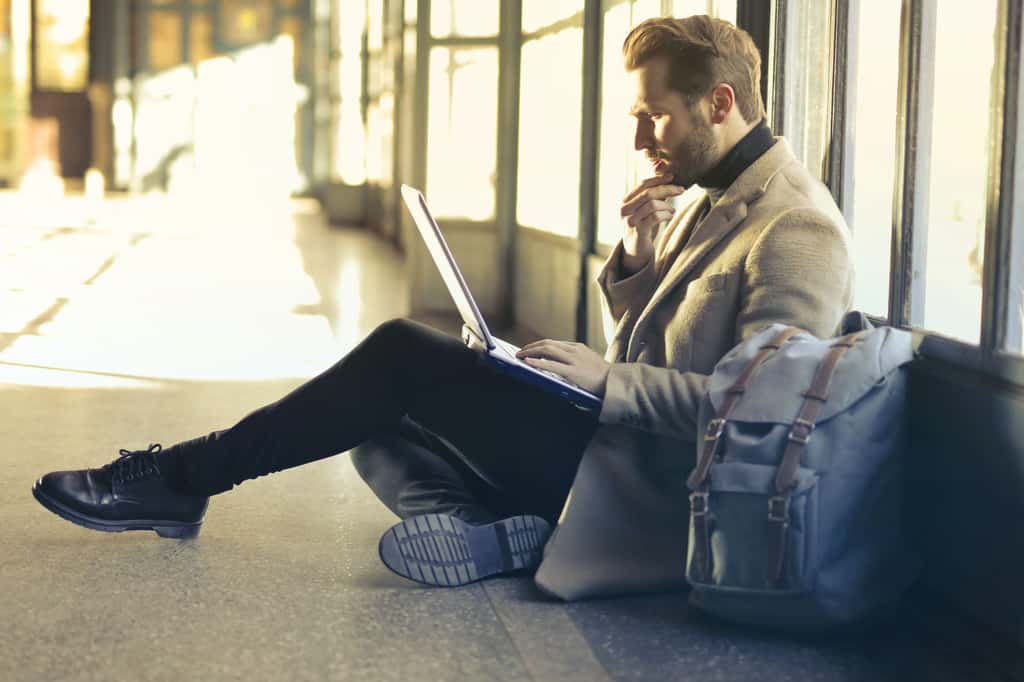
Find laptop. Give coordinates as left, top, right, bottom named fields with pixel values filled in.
left=400, top=184, right=603, bottom=412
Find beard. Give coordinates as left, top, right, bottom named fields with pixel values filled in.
left=654, top=118, right=719, bottom=188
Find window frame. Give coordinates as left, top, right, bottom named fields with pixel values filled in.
left=826, top=0, right=1024, bottom=386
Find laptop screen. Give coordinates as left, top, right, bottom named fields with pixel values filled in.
left=400, top=185, right=495, bottom=350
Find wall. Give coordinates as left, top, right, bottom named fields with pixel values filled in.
left=907, top=357, right=1024, bottom=643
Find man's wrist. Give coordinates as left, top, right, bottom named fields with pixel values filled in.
left=620, top=247, right=653, bottom=276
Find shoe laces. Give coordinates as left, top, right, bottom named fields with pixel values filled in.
left=109, top=443, right=163, bottom=484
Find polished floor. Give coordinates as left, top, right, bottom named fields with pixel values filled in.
left=0, top=192, right=986, bottom=681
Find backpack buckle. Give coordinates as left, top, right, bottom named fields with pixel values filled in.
left=768, top=495, right=790, bottom=523
left=787, top=418, right=815, bottom=445
left=704, top=418, right=726, bottom=441
left=689, top=491, right=709, bottom=516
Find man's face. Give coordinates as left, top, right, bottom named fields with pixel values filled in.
left=629, top=56, right=719, bottom=188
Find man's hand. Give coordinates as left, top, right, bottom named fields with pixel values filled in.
left=516, top=340, right=611, bottom=398
left=620, top=174, right=685, bottom=274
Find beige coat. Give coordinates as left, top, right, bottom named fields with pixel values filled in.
left=534, top=138, right=855, bottom=600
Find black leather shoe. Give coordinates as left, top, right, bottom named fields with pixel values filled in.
left=378, top=513, right=551, bottom=587
left=32, top=444, right=209, bottom=539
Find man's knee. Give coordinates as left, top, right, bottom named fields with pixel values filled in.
left=367, top=317, right=421, bottom=346
left=349, top=437, right=395, bottom=483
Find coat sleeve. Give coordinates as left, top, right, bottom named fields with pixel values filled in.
left=595, top=241, right=657, bottom=327
left=596, top=208, right=853, bottom=442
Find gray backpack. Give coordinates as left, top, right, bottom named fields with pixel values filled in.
left=684, top=312, right=920, bottom=630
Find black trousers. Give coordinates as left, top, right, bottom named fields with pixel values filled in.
left=162, top=319, right=599, bottom=525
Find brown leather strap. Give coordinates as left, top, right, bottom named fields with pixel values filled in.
left=767, top=330, right=868, bottom=586
left=687, top=490, right=711, bottom=582
left=686, top=326, right=803, bottom=583
left=686, top=326, right=804, bottom=491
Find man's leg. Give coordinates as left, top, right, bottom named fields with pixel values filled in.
left=350, top=416, right=507, bottom=526
left=32, top=318, right=597, bottom=547
left=351, top=409, right=598, bottom=587
left=160, top=318, right=596, bottom=502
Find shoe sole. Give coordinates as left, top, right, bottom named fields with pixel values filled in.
left=378, top=513, right=551, bottom=587
left=31, top=482, right=202, bottom=539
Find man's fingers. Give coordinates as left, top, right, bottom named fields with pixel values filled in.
left=517, top=342, right=576, bottom=365
left=621, top=184, right=686, bottom=217
left=626, top=200, right=675, bottom=226
left=622, top=173, right=674, bottom=204
left=522, top=356, right=572, bottom=378
left=626, top=208, right=674, bottom=232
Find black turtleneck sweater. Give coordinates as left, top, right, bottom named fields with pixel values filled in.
left=696, top=118, right=775, bottom=191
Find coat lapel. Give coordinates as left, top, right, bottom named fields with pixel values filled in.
left=623, top=137, right=797, bottom=361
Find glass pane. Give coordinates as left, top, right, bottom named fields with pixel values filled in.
left=148, top=11, right=182, bottom=72
left=517, top=27, right=583, bottom=235
left=221, top=0, right=273, bottom=47
left=333, top=96, right=366, bottom=184
left=426, top=47, right=499, bottom=220
left=35, top=0, right=89, bottom=90
left=633, top=0, right=662, bottom=23
left=279, top=16, right=304, bottom=73
left=368, top=0, right=384, bottom=51
left=847, top=0, right=900, bottom=317
left=338, top=0, right=366, bottom=55
left=597, top=2, right=633, bottom=247
left=431, top=0, right=499, bottom=38
left=673, top=0, right=737, bottom=24
left=190, top=12, right=216, bottom=65
left=366, top=101, right=383, bottom=182
left=921, top=0, right=999, bottom=344
left=780, top=0, right=834, bottom=180
left=596, top=0, right=673, bottom=247
left=332, top=0, right=366, bottom=187
left=522, top=0, right=583, bottom=34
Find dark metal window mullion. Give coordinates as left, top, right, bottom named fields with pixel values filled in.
left=576, top=0, right=602, bottom=343
left=496, top=0, right=523, bottom=326
left=888, top=0, right=935, bottom=328
left=826, top=0, right=850, bottom=215
left=981, top=0, right=1022, bottom=352
left=767, top=0, right=787, bottom=134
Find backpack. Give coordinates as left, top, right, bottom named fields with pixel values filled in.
left=684, top=311, right=920, bottom=630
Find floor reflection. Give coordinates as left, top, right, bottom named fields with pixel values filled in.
left=0, top=191, right=405, bottom=388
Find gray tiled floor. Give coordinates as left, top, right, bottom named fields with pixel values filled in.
left=0, top=193, right=981, bottom=681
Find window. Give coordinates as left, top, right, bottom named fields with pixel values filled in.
left=426, top=47, right=499, bottom=219
left=920, top=0, right=999, bottom=344
left=330, top=0, right=366, bottom=185
left=34, top=0, right=89, bottom=89
left=846, top=0, right=901, bottom=317
left=431, top=0, right=499, bottom=39
left=777, top=0, right=834, bottom=180
left=673, top=0, right=736, bottom=24
left=517, top=2, right=585, bottom=236
left=147, top=11, right=182, bottom=72
left=522, top=0, right=584, bottom=34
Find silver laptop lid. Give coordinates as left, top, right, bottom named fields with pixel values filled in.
left=400, top=184, right=496, bottom=351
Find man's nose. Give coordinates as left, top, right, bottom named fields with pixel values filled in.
left=634, top=119, right=653, bottom=151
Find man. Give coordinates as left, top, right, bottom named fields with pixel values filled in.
left=31, top=16, right=852, bottom=598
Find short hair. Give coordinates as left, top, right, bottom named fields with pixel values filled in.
left=623, top=15, right=765, bottom=123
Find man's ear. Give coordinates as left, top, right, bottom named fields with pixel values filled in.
left=709, top=83, right=735, bottom=124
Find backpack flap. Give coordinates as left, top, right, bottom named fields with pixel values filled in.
left=705, top=323, right=914, bottom=425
